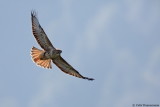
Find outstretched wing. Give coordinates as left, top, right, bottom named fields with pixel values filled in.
left=52, top=56, right=94, bottom=80
left=31, top=11, right=55, bottom=51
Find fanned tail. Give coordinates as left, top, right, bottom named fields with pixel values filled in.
left=30, top=47, right=52, bottom=69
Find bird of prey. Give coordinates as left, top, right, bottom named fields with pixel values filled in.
left=30, top=11, right=94, bottom=80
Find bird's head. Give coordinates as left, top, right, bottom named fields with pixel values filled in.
left=51, top=49, right=62, bottom=59
left=56, top=49, right=62, bottom=54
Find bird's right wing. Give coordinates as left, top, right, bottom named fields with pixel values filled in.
left=52, top=56, right=94, bottom=80
left=31, top=11, right=55, bottom=51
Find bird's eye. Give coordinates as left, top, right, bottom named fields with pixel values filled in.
left=59, top=50, right=62, bottom=53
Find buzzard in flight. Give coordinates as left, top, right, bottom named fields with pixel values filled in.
left=30, top=11, right=94, bottom=80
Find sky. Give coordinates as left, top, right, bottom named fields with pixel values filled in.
left=0, top=0, right=160, bottom=107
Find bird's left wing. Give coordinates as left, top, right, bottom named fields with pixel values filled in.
left=52, top=56, right=94, bottom=80
left=31, top=11, right=55, bottom=51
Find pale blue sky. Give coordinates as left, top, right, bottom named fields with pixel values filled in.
left=0, top=0, right=160, bottom=107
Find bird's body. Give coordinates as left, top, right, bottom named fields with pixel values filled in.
left=30, top=11, right=94, bottom=80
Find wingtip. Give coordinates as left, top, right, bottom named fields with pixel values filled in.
left=83, top=77, right=94, bottom=81
left=31, top=10, right=37, bottom=17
